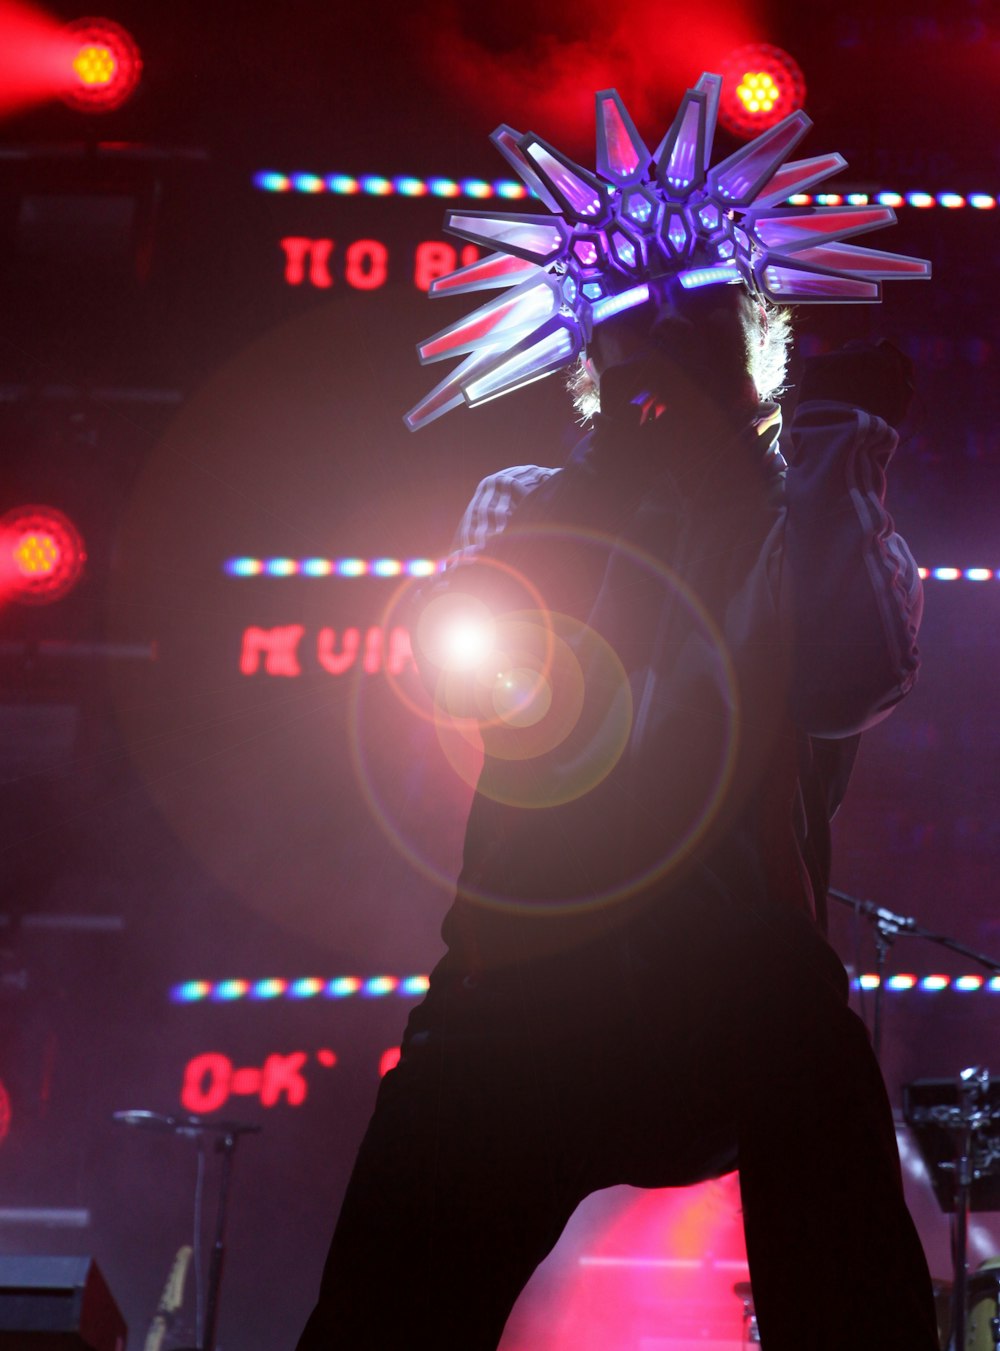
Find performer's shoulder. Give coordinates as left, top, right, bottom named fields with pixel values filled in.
left=472, top=464, right=561, bottom=497
left=452, top=464, right=561, bottom=555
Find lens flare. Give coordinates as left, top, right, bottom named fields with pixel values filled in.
left=350, top=526, right=743, bottom=919
left=376, top=551, right=556, bottom=728
left=447, top=620, right=494, bottom=667
left=433, top=611, right=628, bottom=808
left=491, top=665, right=552, bottom=729
left=417, top=593, right=496, bottom=672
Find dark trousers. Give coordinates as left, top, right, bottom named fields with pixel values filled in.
left=295, top=897, right=939, bottom=1350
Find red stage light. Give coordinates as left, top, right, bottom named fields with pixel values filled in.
left=0, top=506, right=86, bottom=605
left=0, top=1, right=69, bottom=119
left=59, top=17, right=141, bottom=112
left=717, top=44, right=806, bottom=140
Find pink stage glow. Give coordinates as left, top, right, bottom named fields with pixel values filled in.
left=500, top=1179, right=749, bottom=1350
left=415, top=0, right=760, bottom=148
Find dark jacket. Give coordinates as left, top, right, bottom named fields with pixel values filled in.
left=417, top=400, right=922, bottom=972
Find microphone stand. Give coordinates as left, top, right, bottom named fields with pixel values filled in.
left=200, top=1120, right=262, bottom=1351
left=828, top=888, right=1000, bottom=1067
left=113, top=1111, right=261, bottom=1351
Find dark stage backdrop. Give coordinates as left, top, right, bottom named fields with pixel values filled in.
left=1, top=3, right=999, bottom=1347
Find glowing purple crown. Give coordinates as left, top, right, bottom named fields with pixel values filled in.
left=405, top=74, right=931, bottom=430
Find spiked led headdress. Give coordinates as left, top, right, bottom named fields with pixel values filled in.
left=405, top=73, right=931, bottom=431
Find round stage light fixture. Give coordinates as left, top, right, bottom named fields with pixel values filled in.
left=59, top=17, right=141, bottom=112
left=0, top=505, right=86, bottom=604
left=717, top=44, right=806, bottom=140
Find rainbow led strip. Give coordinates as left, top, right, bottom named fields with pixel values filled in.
left=917, top=567, right=1000, bottom=581
left=857, top=974, right=1000, bottom=992
left=255, top=172, right=529, bottom=200
left=172, top=975, right=431, bottom=1003
left=253, top=173, right=998, bottom=212
left=171, top=972, right=999, bottom=1003
left=222, top=559, right=1000, bottom=583
left=224, top=557, right=442, bottom=578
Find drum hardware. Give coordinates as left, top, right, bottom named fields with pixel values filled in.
left=732, top=1280, right=760, bottom=1345
left=800, top=893, right=1000, bottom=1351
left=733, top=1276, right=956, bottom=1348
left=904, top=1071, right=1000, bottom=1351
left=967, top=1260, right=1000, bottom=1351
left=113, top=1109, right=261, bottom=1351
left=932, top=1278, right=955, bottom=1351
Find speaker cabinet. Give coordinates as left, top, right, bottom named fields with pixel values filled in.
left=0, top=1256, right=126, bottom=1349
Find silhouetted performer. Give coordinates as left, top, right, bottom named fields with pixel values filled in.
left=296, top=76, right=937, bottom=1350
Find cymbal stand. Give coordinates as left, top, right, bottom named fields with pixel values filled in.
left=908, top=1069, right=1000, bottom=1351
left=952, top=1068, right=985, bottom=1351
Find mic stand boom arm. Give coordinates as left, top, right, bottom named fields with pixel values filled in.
left=827, top=888, right=1000, bottom=1068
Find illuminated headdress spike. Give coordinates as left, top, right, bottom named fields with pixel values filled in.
left=756, top=259, right=881, bottom=304
left=595, top=90, right=650, bottom=185
left=428, top=251, right=543, bottom=298
left=405, top=72, right=931, bottom=429
left=750, top=205, right=897, bottom=251
left=781, top=241, right=931, bottom=279
left=708, top=110, right=812, bottom=206
left=692, top=73, right=722, bottom=168
left=405, top=349, right=508, bottom=431
left=519, top=136, right=610, bottom=223
left=490, top=125, right=562, bottom=211
left=444, top=211, right=568, bottom=264
left=753, top=152, right=848, bottom=209
left=417, top=276, right=559, bottom=365
left=654, top=89, right=709, bottom=195
left=462, top=317, right=581, bottom=406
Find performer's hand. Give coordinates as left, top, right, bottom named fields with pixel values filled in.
left=797, top=339, right=915, bottom=428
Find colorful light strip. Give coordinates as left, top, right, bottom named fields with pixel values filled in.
left=854, top=974, right=1000, bottom=992
left=915, top=568, right=1000, bottom=582
left=223, top=560, right=1000, bottom=583
left=224, top=557, right=442, bottom=579
left=171, top=975, right=431, bottom=1003
left=792, top=191, right=996, bottom=210
left=172, top=972, right=999, bottom=1003
left=254, top=174, right=999, bottom=210
left=254, top=172, right=530, bottom=201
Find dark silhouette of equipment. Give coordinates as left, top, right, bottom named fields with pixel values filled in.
left=0, top=1255, right=126, bottom=1349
